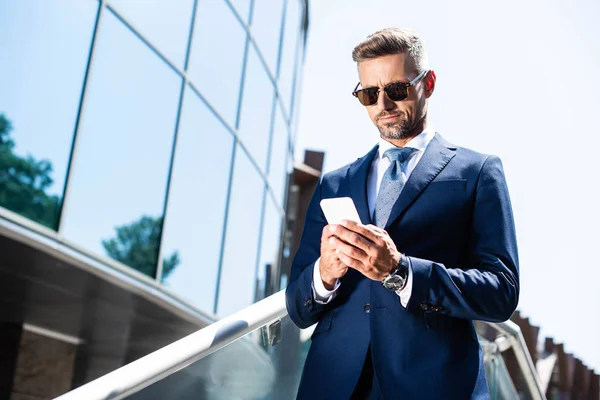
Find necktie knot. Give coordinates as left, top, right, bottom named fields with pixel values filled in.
left=383, top=146, right=418, bottom=164
left=373, top=146, right=418, bottom=228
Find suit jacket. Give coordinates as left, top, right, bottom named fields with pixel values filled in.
left=285, top=133, right=520, bottom=399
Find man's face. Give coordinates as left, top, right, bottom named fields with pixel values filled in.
left=357, top=53, right=432, bottom=140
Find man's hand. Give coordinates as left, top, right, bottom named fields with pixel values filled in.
left=330, top=220, right=401, bottom=281
left=320, top=224, right=349, bottom=290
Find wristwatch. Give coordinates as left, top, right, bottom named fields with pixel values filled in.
left=382, top=254, right=410, bottom=291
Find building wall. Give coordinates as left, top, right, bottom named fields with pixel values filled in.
left=0, top=0, right=307, bottom=317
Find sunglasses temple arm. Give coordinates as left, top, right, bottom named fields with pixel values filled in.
left=410, top=69, right=429, bottom=85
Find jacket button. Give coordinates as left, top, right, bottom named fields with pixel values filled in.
left=420, top=303, right=431, bottom=311
left=304, top=299, right=312, bottom=307
left=364, top=303, right=371, bottom=313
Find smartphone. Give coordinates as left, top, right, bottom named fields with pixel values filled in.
left=319, top=197, right=362, bottom=225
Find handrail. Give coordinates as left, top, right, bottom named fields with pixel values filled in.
left=55, top=289, right=545, bottom=400
left=491, top=320, right=546, bottom=400
left=54, top=291, right=287, bottom=400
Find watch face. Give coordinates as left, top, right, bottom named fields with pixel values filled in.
left=383, top=274, right=405, bottom=291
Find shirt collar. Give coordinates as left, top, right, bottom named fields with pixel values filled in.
left=377, top=128, right=436, bottom=160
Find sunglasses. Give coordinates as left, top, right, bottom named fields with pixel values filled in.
left=352, top=69, right=429, bottom=106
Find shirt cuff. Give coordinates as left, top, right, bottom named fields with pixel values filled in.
left=312, top=258, right=340, bottom=304
left=396, top=259, right=413, bottom=307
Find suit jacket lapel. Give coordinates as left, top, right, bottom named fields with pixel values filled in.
left=384, top=133, right=457, bottom=229
left=346, top=144, right=379, bottom=225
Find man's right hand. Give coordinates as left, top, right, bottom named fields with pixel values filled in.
left=320, top=224, right=349, bottom=290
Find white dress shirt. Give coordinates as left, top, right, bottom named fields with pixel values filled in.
left=312, top=129, right=436, bottom=306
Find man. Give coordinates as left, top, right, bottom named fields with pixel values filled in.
left=285, top=28, right=519, bottom=399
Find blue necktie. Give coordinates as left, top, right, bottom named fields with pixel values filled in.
left=373, top=147, right=418, bottom=228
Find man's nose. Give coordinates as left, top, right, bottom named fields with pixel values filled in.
left=375, top=89, right=396, bottom=112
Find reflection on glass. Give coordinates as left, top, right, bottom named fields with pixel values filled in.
left=237, top=47, right=275, bottom=172
left=277, top=0, right=301, bottom=114
left=268, top=103, right=290, bottom=208
left=109, top=0, right=194, bottom=68
left=290, top=48, right=305, bottom=144
left=228, top=0, right=251, bottom=23
left=217, top=146, right=264, bottom=316
left=255, top=195, right=284, bottom=301
left=251, top=0, right=285, bottom=75
left=0, top=2, right=97, bottom=229
left=102, top=215, right=179, bottom=279
left=128, top=316, right=306, bottom=400
left=187, top=0, right=247, bottom=126
left=160, top=87, right=234, bottom=312
left=481, top=338, right=520, bottom=400
left=60, top=11, right=180, bottom=278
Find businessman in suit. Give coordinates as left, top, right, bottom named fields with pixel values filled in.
left=285, top=28, right=519, bottom=399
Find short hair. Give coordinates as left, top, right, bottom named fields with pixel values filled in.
left=352, top=28, right=429, bottom=73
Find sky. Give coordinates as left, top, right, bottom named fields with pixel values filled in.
left=296, top=0, right=600, bottom=372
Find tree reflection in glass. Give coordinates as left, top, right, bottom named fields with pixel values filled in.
left=0, top=113, right=61, bottom=230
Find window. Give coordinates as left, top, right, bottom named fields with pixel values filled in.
left=60, top=10, right=181, bottom=279
left=250, top=0, right=285, bottom=75
left=255, top=195, right=284, bottom=300
left=187, top=0, right=247, bottom=127
left=267, top=104, right=290, bottom=208
left=159, top=87, right=234, bottom=311
left=217, top=146, right=264, bottom=316
left=277, top=0, right=302, bottom=115
left=108, top=0, right=195, bottom=68
left=0, top=2, right=98, bottom=229
left=237, top=47, right=275, bottom=172
left=228, top=0, right=251, bottom=23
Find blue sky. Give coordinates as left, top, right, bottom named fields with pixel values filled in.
left=296, top=0, right=600, bottom=371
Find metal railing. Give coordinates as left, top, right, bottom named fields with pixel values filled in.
left=55, top=290, right=545, bottom=400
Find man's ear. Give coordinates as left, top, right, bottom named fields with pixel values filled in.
left=425, top=70, right=436, bottom=98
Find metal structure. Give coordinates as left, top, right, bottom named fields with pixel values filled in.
left=55, top=290, right=547, bottom=400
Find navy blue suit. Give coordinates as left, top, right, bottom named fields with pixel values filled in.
left=285, top=134, right=519, bottom=399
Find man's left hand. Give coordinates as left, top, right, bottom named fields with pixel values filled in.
left=330, top=220, right=401, bottom=281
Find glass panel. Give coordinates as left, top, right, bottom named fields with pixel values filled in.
left=255, top=195, right=284, bottom=301
left=228, top=0, right=251, bottom=23
left=238, top=47, right=275, bottom=172
left=108, top=0, right=194, bottom=68
left=267, top=104, right=289, bottom=208
left=481, top=338, right=520, bottom=400
left=128, top=316, right=307, bottom=399
left=159, top=87, right=234, bottom=312
left=187, top=0, right=247, bottom=127
left=289, top=44, right=305, bottom=145
left=217, top=146, right=264, bottom=316
left=0, top=2, right=98, bottom=229
left=277, top=0, right=301, bottom=114
left=60, top=11, right=181, bottom=278
left=251, top=0, right=285, bottom=75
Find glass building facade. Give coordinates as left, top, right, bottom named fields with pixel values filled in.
left=0, top=0, right=307, bottom=317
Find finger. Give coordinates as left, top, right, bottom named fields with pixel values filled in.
left=336, top=250, right=367, bottom=273
left=365, top=224, right=388, bottom=236
left=322, top=224, right=339, bottom=239
left=323, top=235, right=340, bottom=251
left=333, top=237, right=368, bottom=263
left=331, top=225, right=376, bottom=254
left=341, top=220, right=383, bottom=243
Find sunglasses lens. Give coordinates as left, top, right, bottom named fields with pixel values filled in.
left=385, top=82, right=409, bottom=101
left=356, top=88, right=379, bottom=106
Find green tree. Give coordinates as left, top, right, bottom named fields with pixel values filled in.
left=102, top=215, right=180, bottom=279
left=0, top=113, right=61, bottom=229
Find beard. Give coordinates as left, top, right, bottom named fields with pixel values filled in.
left=377, top=120, right=412, bottom=140
left=376, top=115, right=414, bottom=140
left=376, top=111, right=427, bottom=140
